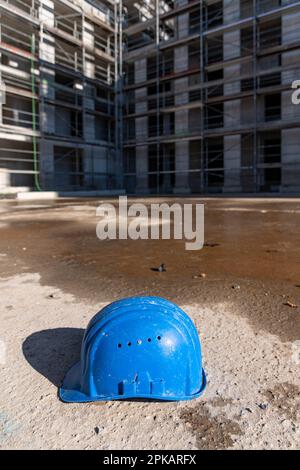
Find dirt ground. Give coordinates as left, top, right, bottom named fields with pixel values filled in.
left=0, top=196, right=299, bottom=450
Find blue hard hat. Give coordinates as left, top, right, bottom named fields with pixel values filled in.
left=59, top=296, right=206, bottom=402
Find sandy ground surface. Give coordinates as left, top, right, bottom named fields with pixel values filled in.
left=0, top=197, right=299, bottom=450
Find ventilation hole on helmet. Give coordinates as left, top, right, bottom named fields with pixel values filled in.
left=147, top=338, right=151, bottom=342
left=157, top=335, right=161, bottom=341
left=137, top=339, right=142, bottom=345
left=118, top=343, right=122, bottom=348
left=127, top=341, right=131, bottom=347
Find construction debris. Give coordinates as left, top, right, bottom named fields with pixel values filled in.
left=284, top=301, right=298, bottom=309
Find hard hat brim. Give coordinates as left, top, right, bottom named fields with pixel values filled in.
left=59, top=362, right=206, bottom=403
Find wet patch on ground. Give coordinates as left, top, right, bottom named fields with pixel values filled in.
left=0, top=199, right=300, bottom=342
left=180, top=402, right=243, bottom=450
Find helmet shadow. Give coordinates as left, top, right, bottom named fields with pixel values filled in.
left=22, top=328, right=84, bottom=388
left=22, top=328, right=172, bottom=402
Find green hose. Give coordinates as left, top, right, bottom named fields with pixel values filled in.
left=30, top=33, right=41, bottom=191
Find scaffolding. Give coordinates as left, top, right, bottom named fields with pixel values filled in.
left=121, top=0, right=300, bottom=194
left=1, top=0, right=300, bottom=194
left=0, top=0, right=120, bottom=191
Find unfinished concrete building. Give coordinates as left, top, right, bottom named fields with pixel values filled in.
left=122, top=0, right=300, bottom=194
left=1, top=0, right=300, bottom=194
left=0, top=0, right=120, bottom=192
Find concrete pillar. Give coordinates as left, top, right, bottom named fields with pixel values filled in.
left=85, top=114, right=96, bottom=141
left=84, top=58, right=95, bottom=80
left=39, top=140, right=54, bottom=189
left=83, top=146, right=93, bottom=188
left=39, top=0, right=55, bottom=189
left=83, top=19, right=94, bottom=49
left=136, top=146, right=148, bottom=192
left=281, top=9, right=300, bottom=192
left=134, top=58, right=149, bottom=193
left=83, top=83, right=96, bottom=143
left=223, top=0, right=242, bottom=192
left=84, top=84, right=96, bottom=111
left=83, top=83, right=96, bottom=186
left=173, top=5, right=190, bottom=194
left=83, top=20, right=96, bottom=80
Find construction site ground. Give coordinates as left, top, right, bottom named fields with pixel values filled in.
left=0, top=197, right=299, bottom=450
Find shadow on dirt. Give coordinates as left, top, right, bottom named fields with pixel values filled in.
left=22, top=328, right=84, bottom=387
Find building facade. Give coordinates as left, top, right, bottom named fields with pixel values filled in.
left=1, top=0, right=300, bottom=194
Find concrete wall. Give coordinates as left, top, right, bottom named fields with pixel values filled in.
left=134, top=58, right=149, bottom=193
left=84, top=145, right=109, bottom=189
left=223, top=0, right=242, bottom=192
left=281, top=8, right=300, bottom=192
left=39, top=0, right=55, bottom=189
left=4, top=0, right=300, bottom=194
left=38, top=1, right=112, bottom=191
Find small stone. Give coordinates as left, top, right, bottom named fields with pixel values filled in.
left=232, top=285, right=240, bottom=290
left=158, top=263, right=166, bottom=273
left=258, top=403, right=268, bottom=410
left=94, top=426, right=100, bottom=435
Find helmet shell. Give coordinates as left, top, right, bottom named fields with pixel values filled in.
left=60, top=296, right=206, bottom=402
